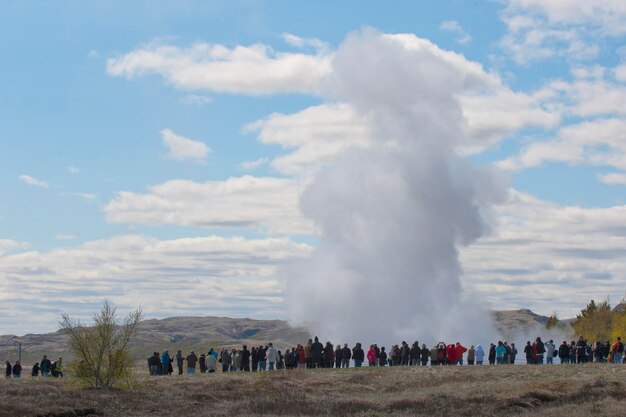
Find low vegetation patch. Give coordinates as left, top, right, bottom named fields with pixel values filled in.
left=1, top=364, right=625, bottom=417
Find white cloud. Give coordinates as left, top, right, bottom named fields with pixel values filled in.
left=597, top=172, right=626, bottom=185
left=244, top=103, right=372, bottom=176
left=500, top=0, right=626, bottom=64
left=104, top=176, right=313, bottom=235
left=499, top=118, right=626, bottom=171
left=238, top=157, right=269, bottom=171
left=161, top=128, right=210, bottom=163
left=461, top=190, right=626, bottom=317
left=0, top=234, right=312, bottom=334
left=179, top=94, right=212, bottom=106
left=19, top=175, right=49, bottom=189
left=615, top=64, right=626, bottom=82
left=281, top=33, right=329, bottom=50
left=55, top=234, right=76, bottom=241
left=66, top=166, right=80, bottom=174
left=87, top=50, right=100, bottom=59
left=0, top=239, right=29, bottom=256
left=60, top=192, right=97, bottom=201
left=439, top=20, right=472, bottom=45
left=107, top=41, right=332, bottom=95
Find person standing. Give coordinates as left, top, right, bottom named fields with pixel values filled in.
left=31, top=362, right=40, bottom=377
left=241, top=345, right=251, bottom=371
left=558, top=341, right=570, bottom=364
left=612, top=337, right=624, bottom=364
left=535, top=337, right=546, bottom=364
left=186, top=350, right=198, bottom=375
left=220, top=348, right=231, bottom=372
left=207, top=349, right=218, bottom=373
left=266, top=343, right=277, bottom=370
left=257, top=345, right=266, bottom=371
left=378, top=347, right=388, bottom=366
left=341, top=344, right=351, bottom=368
left=367, top=345, right=377, bottom=366
left=475, top=345, right=484, bottom=365
left=352, top=343, right=364, bottom=367
left=545, top=340, right=555, bottom=364
left=161, top=350, right=172, bottom=375
left=5, top=361, right=11, bottom=379
left=334, top=345, right=342, bottom=369
left=410, top=342, right=421, bottom=366
left=12, top=361, right=22, bottom=379
left=297, top=344, right=306, bottom=369
left=323, top=342, right=334, bottom=368
left=40, top=355, right=52, bottom=378
left=488, top=344, right=496, bottom=365
left=467, top=345, right=475, bottom=365
left=311, top=337, right=323, bottom=369
left=510, top=343, right=518, bottom=364
left=176, top=350, right=184, bottom=375
left=420, top=344, right=429, bottom=366
left=496, top=341, right=506, bottom=365
left=455, top=342, right=467, bottom=365
left=304, top=339, right=312, bottom=369
left=199, top=353, right=207, bottom=373
left=251, top=347, right=258, bottom=372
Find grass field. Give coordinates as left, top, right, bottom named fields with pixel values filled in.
left=1, top=364, right=625, bottom=416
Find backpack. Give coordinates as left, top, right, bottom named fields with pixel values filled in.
left=618, top=342, right=624, bottom=354
left=552, top=349, right=558, bottom=357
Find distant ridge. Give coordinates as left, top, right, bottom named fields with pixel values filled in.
left=0, top=310, right=573, bottom=362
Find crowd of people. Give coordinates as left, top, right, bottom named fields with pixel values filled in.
left=3, top=336, right=623, bottom=379
left=145, top=335, right=626, bottom=375
left=4, top=355, right=63, bottom=379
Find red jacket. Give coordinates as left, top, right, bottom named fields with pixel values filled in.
left=455, top=343, right=467, bottom=360
left=297, top=347, right=306, bottom=364
left=446, top=345, right=457, bottom=363
left=367, top=348, right=377, bottom=363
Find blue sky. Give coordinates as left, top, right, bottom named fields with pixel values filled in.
left=2, top=0, right=626, bottom=335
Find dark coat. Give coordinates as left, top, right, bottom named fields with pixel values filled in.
left=311, top=341, right=324, bottom=359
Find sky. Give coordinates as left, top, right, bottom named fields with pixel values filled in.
left=2, top=0, right=626, bottom=335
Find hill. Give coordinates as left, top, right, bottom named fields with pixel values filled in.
left=0, top=310, right=572, bottom=363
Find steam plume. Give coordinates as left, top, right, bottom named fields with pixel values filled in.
left=286, top=30, right=507, bottom=345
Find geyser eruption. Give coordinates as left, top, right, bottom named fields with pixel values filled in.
left=286, top=30, right=506, bottom=345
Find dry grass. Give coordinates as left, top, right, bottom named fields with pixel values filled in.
left=1, top=364, right=625, bottom=416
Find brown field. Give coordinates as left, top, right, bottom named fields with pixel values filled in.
left=1, top=364, right=625, bottom=417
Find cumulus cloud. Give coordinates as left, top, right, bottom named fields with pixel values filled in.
left=107, top=41, right=332, bottom=94
left=499, top=118, right=626, bottom=171
left=440, top=20, right=472, bottom=45
left=0, top=235, right=312, bottom=334
left=161, top=128, right=211, bottom=162
left=461, top=190, right=626, bottom=318
left=500, top=0, right=626, bottom=63
left=0, top=240, right=29, bottom=256
left=244, top=103, right=372, bottom=176
left=104, top=176, right=313, bottom=235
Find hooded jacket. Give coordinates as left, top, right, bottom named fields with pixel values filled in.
left=475, top=345, right=485, bottom=362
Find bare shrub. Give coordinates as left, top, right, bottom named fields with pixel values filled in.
left=60, top=301, right=142, bottom=389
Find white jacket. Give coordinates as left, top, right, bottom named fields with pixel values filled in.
left=266, top=346, right=278, bottom=362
